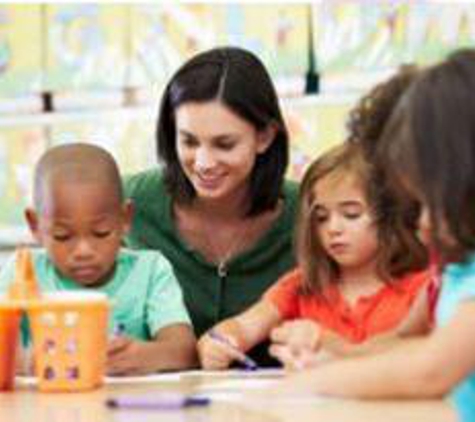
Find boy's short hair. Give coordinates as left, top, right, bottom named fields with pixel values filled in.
left=34, top=143, right=122, bottom=211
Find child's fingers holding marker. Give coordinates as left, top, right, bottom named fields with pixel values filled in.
left=198, top=331, right=243, bottom=369
left=201, top=353, right=232, bottom=370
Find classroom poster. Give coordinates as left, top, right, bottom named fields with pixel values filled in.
left=45, top=4, right=128, bottom=91
left=128, top=4, right=214, bottom=89
left=128, top=4, right=308, bottom=94
left=0, top=5, right=43, bottom=96
left=404, top=2, right=475, bottom=64
left=49, top=113, right=156, bottom=175
left=315, top=1, right=409, bottom=92
left=213, top=4, right=309, bottom=91
left=283, top=99, right=353, bottom=180
left=0, top=127, right=47, bottom=237
left=315, top=1, right=475, bottom=92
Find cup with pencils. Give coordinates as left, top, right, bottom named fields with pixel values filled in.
left=27, top=291, right=110, bottom=392
left=9, top=248, right=110, bottom=392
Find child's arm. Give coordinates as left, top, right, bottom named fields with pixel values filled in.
left=197, top=300, right=282, bottom=370
left=274, top=301, right=475, bottom=399
left=107, top=253, right=198, bottom=376
left=107, top=323, right=197, bottom=376
left=269, top=319, right=400, bottom=371
left=270, top=281, right=433, bottom=369
left=318, top=282, right=433, bottom=358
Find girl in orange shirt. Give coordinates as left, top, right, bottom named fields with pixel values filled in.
left=198, top=139, right=435, bottom=370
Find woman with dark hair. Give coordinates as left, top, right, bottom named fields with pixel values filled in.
left=125, top=47, right=298, bottom=365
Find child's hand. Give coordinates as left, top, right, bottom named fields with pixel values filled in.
left=269, top=343, right=324, bottom=371
left=269, top=320, right=323, bottom=371
left=107, top=336, right=153, bottom=376
left=197, top=330, right=244, bottom=370
left=270, top=319, right=322, bottom=354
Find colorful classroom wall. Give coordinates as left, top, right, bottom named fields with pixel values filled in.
left=0, top=1, right=474, bottom=243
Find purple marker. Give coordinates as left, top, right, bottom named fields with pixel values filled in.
left=106, top=393, right=210, bottom=410
left=208, top=330, right=258, bottom=370
left=112, top=322, right=126, bottom=337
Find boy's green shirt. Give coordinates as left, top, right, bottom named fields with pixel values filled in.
left=0, top=248, right=191, bottom=343
left=124, top=169, right=298, bottom=339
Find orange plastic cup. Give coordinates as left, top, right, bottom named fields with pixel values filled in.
left=27, top=292, right=109, bottom=392
left=0, top=301, right=22, bottom=391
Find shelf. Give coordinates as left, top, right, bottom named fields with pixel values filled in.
left=0, top=93, right=360, bottom=129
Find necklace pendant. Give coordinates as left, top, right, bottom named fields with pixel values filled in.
left=217, top=261, right=228, bottom=278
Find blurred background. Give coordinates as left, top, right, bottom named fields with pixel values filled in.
left=0, top=1, right=473, bottom=252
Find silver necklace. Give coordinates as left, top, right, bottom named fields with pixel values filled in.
left=217, top=260, right=229, bottom=278
left=210, top=217, right=260, bottom=279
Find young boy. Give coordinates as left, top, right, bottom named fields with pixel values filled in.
left=0, top=143, right=197, bottom=375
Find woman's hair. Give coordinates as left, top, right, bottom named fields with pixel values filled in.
left=296, top=142, right=428, bottom=295
left=377, top=48, right=475, bottom=262
left=156, top=46, right=289, bottom=216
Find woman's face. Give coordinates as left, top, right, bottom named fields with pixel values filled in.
left=175, top=101, right=272, bottom=202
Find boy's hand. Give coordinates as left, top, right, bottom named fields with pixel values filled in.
left=197, top=330, right=244, bottom=370
left=107, top=336, right=153, bottom=376
left=270, top=319, right=322, bottom=354
left=107, top=324, right=197, bottom=375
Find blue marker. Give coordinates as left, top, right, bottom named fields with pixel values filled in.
left=208, top=330, right=258, bottom=370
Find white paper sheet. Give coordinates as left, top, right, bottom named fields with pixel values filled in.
left=181, top=368, right=285, bottom=379
left=15, top=372, right=182, bottom=387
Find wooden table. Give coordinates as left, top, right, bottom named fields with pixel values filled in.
left=0, top=371, right=457, bottom=422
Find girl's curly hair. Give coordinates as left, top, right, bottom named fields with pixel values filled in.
left=347, top=65, right=419, bottom=155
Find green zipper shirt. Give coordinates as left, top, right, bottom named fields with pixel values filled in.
left=124, top=170, right=298, bottom=340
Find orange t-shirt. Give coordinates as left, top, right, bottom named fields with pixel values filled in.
left=264, top=267, right=433, bottom=343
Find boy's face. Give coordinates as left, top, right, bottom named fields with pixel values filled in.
left=26, top=180, right=132, bottom=287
